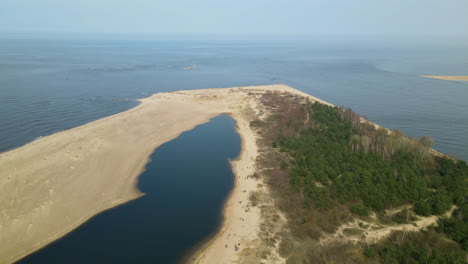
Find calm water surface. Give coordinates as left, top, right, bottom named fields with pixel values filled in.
left=0, top=36, right=467, bottom=159
left=17, top=115, right=240, bottom=264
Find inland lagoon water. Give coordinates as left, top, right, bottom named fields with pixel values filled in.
left=17, top=115, right=241, bottom=264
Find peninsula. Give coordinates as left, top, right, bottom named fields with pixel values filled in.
left=0, top=85, right=321, bottom=264
left=1, top=84, right=466, bottom=264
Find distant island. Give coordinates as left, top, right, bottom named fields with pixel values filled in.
left=0, top=85, right=466, bottom=264
left=421, top=75, right=468, bottom=81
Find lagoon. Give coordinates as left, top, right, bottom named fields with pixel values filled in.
left=17, top=115, right=240, bottom=264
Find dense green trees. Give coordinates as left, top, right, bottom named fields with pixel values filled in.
left=365, top=230, right=466, bottom=263
left=350, top=203, right=370, bottom=216
left=253, top=92, right=467, bottom=262
left=276, top=102, right=466, bottom=221
left=436, top=205, right=468, bottom=250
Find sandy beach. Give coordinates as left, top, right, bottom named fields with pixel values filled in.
left=421, top=75, right=468, bottom=81
left=0, top=84, right=328, bottom=264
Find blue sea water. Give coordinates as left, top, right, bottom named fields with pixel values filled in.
left=1, top=35, right=467, bottom=262
left=0, top=35, right=466, bottom=160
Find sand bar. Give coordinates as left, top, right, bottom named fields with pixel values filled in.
left=420, top=75, right=468, bottom=81
left=0, top=84, right=326, bottom=264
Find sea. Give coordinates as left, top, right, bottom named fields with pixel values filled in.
left=0, top=34, right=467, bottom=160
left=1, top=34, right=467, bottom=263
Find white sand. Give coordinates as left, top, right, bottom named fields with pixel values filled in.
left=0, top=84, right=325, bottom=264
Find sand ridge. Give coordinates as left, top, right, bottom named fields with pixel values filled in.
left=420, top=75, right=468, bottom=81
left=0, top=84, right=323, bottom=264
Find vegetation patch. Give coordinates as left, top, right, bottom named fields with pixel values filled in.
left=251, top=91, right=467, bottom=263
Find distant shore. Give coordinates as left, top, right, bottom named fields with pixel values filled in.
left=420, top=75, right=468, bottom=81
left=0, top=84, right=326, bottom=264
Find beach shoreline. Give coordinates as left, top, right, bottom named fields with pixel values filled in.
left=0, top=84, right=313, bottom=264
left=3, top=83, right=443, bottom=264
left=188, top=108, right=262, bottom=263
left=0, top=96, right=219, bottom=264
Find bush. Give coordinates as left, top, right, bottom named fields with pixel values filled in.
left=280, top=160, right=288, bottom=170
left=414, top=200, right=431, bottom=216
left=436, top=206, right=468, bottom=251
left=350, top=204, right=370, bottom=216
left=392, top=209, right=411, bottom=224
left=367, top=231, right=466, bottom=263
left=364, top=247, right=377, bottom=258
left=430, top=191, right=452, bottom=215
left=250, top=119, right=266, bottom=127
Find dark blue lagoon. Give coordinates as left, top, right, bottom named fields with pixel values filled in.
left=17, top=114, right=241, bottom=264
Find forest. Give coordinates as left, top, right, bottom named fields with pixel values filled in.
left=251, top=91, right=467, bottom=263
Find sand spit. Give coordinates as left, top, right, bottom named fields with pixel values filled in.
left=421, top=75, right=468, bottom=81
left=0, top=84, right=325, bottom=264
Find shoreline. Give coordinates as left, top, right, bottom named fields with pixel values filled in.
left=188, top=110, right=261, bottom=263
left=179, top=113, right=243, bottom=263
left=0, top=97, right=219, bottom=263
left=2, top=84, right=447, bottom=263
left=0, top=84, right=311, bottom=264
left=179, top=114, right=244, bottom=263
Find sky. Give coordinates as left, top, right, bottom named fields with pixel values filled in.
left=1, top=0, right=468, bottom=37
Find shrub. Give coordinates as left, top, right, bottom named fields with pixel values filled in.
left=414, top=200, right=431, bottom=216
left=350, top=204, right=370, bottom=216
left=250, top=119, right=266, bottom=127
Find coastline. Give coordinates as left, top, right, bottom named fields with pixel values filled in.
left=0, top=84, right=314, bottom=264
left=188, top=109, right=262, bottom=263
left=0, top=96, right=219, bottom=264
left=2, top=84, right=447, bottom=264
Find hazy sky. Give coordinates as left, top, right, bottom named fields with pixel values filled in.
left=1, top=0, right=467, bottom=36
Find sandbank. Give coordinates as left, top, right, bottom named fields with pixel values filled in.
left=420, top=75, right=468, bottom=81
left=0, top=84, right=326, bottom=264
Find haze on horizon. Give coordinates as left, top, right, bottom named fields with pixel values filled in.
left=1, top=0, right=468, bottom=39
